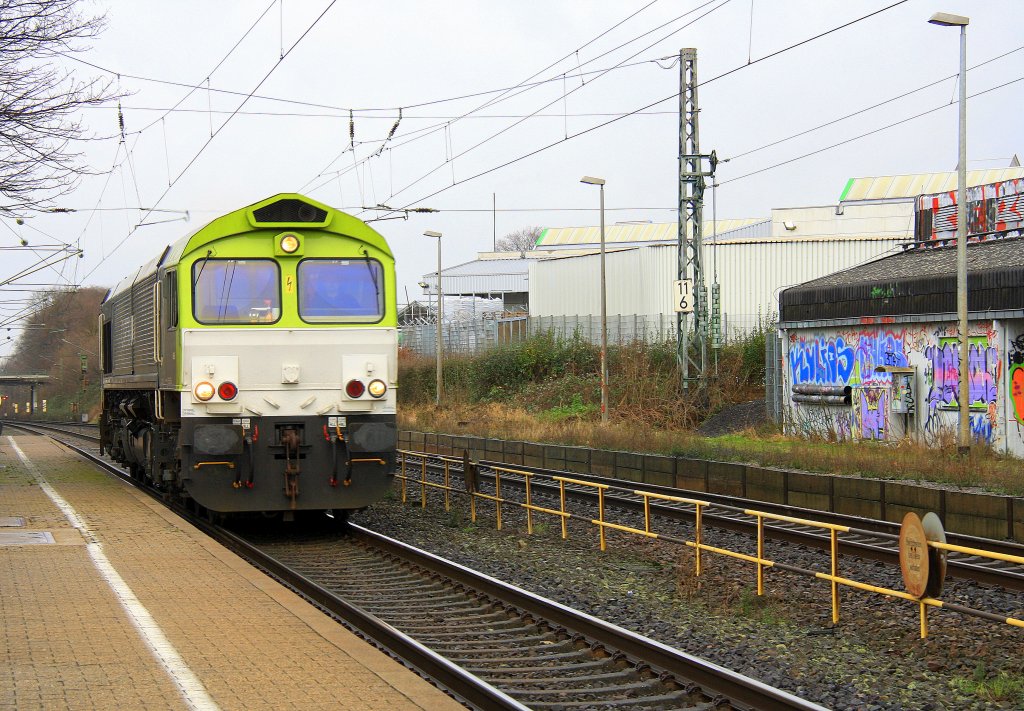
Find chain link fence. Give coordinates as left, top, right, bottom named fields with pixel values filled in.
left=400, top=311, right=770, bottom=356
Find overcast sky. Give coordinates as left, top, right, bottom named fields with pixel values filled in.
left=2, top=0, right=1022, bottom=358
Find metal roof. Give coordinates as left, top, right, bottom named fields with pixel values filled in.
left=839, top=169, right=1024, bottom=203
left=779, top=236, right=1024, bottom=324
left=421, top=257, right=532, bottom=296
left=536, top=219, right=765, bottom=247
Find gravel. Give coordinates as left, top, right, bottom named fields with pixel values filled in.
left=697, top=399, right=769, bottom=437
left=352, top=487, right=1024, bottom=710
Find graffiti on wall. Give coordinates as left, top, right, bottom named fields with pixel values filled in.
left=789, top=336, right=855, bottom=385
left=789, top=330, right=908, bottom=388
left=857, top=388, right=887, bottom=440
left=922, top=332, right=1000, bottom=443
left=924, top=337, right=998, bottom=405
left=792, top=406, right=854, bottom=441
left=789, top=330, right=909, bottom=440
left=789, top=323, right=1004, bottom=445
left=1010, top=334, right=1024, bottom=426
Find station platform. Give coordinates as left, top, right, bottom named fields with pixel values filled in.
left=0, top=433, right=465, bottom=711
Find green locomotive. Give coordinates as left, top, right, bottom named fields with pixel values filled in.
left=99, top=194, right=397, bottom=519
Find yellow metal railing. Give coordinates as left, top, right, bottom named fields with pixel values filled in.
left=395, top=450, right=1023, bottom=638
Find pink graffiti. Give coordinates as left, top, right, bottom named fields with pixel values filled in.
left=859, top=388, right=886, bottom=440
left=926, top=338, right=999, bottom=410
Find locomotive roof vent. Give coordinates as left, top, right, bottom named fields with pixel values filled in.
left=252, top=198, right=327, bottom=225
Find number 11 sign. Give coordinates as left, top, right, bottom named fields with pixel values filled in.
left=673, top=279, right=693, bottom=313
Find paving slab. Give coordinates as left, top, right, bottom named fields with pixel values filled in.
left=0, top=434, right=465, bottom=711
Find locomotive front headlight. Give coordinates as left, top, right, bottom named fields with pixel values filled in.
left=279, top=233, right=300, bottom=253
left=367, top=379, right=387, bottom=398
left=194, top=381, right=216, bottom=401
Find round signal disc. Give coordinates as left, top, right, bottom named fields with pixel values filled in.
left=217, top=381, right=238, bottom=400
left=194, top=381, right=215, bottom=401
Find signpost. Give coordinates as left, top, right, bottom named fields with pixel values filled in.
left=673, top=279, right=694, bottom=314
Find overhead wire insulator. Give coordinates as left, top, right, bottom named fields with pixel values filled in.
left=374, top=108, right=402, bottom=158
left=349, top=109, right=355, bottom=149
left=117, top=102, right=126, bottom=143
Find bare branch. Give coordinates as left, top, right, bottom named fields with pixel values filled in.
left=0, top=0, right=117, bottom=215
left=495, top=226, right=542, bottom=252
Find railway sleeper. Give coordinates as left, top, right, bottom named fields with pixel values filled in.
left=393, top=608, right=509, bottom=622
left=464, top=659, right=614, bottom=675
left=413, top=623, right=551, bottom=639
left=343, top=592, right=470, bottom=608
left=443, top=648, right=589, bottom=664
left=524, top=691, right=710, bottom=709
left=504, top=678, right=676, bottom=698
left=365, top=600, right=491, bottom=616
left=420, top=632, right=563, bottom=649
left=481, top=669, right=646, bottom=686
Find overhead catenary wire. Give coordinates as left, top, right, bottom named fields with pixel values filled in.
left=719, top=76, right=1024, bottom=186
left=300, top=1, right=692, bottom=195
left=726, top=45, right=1024, bottom=162
left=361, top=0, right=732, bottom=210
left=369, top=0, right=913, bottom=220
left=81, top=0, right=342, bottom=283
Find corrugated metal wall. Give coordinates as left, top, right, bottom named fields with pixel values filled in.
left=530, top=238, right=902, bottom=335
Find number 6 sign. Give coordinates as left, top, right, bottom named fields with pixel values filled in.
left=673, top=279, right=693, bottom=313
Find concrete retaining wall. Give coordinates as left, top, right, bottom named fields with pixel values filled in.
left=398, top=430, right=1023, bottom=542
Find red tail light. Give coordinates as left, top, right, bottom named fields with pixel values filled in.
left=345, top=379, right=365, bottom=398
left=217, top=381, right=238, bottom=400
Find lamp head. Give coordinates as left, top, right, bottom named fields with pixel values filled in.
left=580, top=176, right=606, bottom=186
left=423, top=230, right=442, bottom=238
left=928, top=12, right=969, bottom=27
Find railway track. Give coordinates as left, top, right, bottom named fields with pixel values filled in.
left=243, top=525, right=823, bottom=711
left=400, top=451, right=1024, bottom=592
left=6, top=421, right=825, bottom=710
left=12, top=422, right=1024, bottom=590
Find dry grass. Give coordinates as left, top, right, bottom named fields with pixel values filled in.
left=398, top=333, right=1024, bottom=497
left=399, top=402, right=1024, bottom=496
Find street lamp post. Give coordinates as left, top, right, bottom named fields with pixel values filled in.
left=580, top=176, right=608, bottom=424
left=424, top=230, right=443, bottom=406
left=929, top=11, right=970, bottom=453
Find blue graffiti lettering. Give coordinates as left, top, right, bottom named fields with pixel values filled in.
left=790, top=336, right=856, bottom=385
left=970, top=413, right=994, bottom=444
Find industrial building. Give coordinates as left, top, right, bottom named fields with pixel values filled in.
left=778, top=175, right=1024, bottom=455
left=412, top=169, right=1024, bottom=353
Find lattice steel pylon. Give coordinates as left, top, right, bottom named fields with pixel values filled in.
left=676, top=48, right=717, bottom=388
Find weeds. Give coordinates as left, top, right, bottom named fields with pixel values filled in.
left=951, top=667, right=1024, bottom=704
left=538, top=394, right=597, bottom=423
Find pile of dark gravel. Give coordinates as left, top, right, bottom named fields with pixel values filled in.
left=352, top=489, right=1024, bottom=710
left=698, top=399, right=770, bottom=437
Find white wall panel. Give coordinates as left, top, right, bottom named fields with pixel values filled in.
left=530, top=238, right=904, bottom=335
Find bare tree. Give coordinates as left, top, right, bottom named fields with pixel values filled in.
left=0, top=0, right=115, bottom=215
left=495, top=226, right=542, bottom=253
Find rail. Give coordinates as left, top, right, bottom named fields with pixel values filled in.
left=10, top=423, right=824, bottom=710
left=397, top=449, right=1024, bottom=639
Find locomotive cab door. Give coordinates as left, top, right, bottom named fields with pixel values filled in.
left=158, top=268, right=178, bottom=382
